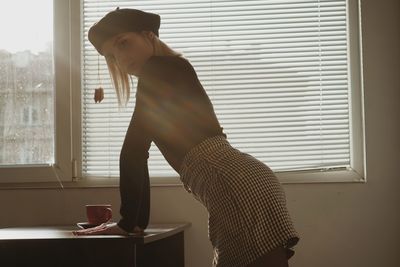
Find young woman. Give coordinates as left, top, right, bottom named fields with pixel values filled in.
left=72, top=8, right=300, bottom=267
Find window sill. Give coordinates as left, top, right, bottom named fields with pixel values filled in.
left=276, top=167, right=366, bottom=184
left=0, top=167, right=365, bottom=190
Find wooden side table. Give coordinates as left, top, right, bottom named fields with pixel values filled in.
left=0, top=222, right=191, bottom=267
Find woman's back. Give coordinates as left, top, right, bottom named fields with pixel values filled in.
left=134, top=55, right=227, bottom=172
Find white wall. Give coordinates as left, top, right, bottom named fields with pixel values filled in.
left=0, top=0, right=399, bottom=266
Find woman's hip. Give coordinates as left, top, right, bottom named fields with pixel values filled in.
left=177, top=134, right=285, bottom=209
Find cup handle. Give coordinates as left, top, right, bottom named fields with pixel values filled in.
left=105, top=207, right=112, bottom=222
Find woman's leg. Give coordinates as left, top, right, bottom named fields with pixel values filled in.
left=245, top=245, right=289, bottom=267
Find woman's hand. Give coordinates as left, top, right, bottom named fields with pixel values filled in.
left=72, top=222, right=144, bottom=236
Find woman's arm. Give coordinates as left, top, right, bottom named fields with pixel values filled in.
left=117, top=56, right=182, bottom=233
left=117, top=90, right=152, bottom=233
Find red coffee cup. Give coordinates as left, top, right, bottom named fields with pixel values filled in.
left=86, top=204, right=112, bottom=225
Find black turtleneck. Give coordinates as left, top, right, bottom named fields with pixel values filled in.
left=117, top=55, right=227, bottom=233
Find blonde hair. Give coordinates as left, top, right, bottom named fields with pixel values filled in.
left=105, top=32, right=183, bottom=109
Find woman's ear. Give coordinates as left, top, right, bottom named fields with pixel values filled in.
left=146, top=31, right=155, bottom=40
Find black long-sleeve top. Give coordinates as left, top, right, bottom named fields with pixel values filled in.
left=117, top=55, right=227, bottom=233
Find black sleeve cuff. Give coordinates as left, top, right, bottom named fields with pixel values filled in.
left=117, top=218, right=134, bottom=233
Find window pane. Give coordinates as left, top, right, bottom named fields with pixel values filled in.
left=0, top=0, right=54, bottom=165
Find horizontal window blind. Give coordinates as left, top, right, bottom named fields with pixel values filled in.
left=82, top=0, right=351, bottom=178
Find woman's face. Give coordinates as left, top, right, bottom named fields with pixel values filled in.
left=101, top=31, right=154, bottom=76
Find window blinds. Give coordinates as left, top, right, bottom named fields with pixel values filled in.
left=82, top=0, right=350, bottom=178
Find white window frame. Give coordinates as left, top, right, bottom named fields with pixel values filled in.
left=0, top=0, right=73, bottom=187
left=0, top=0, right=366, bottom=189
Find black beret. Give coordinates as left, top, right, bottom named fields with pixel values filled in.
left=88, top=7, right=160, bottom=55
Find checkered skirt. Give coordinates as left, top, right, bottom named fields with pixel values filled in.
left=178, top=134, right=300, bottom=267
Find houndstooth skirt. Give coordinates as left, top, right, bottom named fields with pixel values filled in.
left=178, top=134, right=300, bottom=267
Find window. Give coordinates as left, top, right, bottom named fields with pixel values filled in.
left=81, top=0, right=365, bottom=184
left=0, top=0, right=365, bottom=186
left=0, top=1, right=54, bottom=166
left=0, top=0, right=73, bottom=184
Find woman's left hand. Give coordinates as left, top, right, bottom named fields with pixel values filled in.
left=72, top=222, right=131, bottom=236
